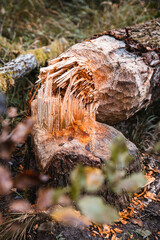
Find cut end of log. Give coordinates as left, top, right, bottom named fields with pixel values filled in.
left=36, top=35, right=154, bottom=125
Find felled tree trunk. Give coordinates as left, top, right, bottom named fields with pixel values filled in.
left=31, top=19, right=159, bottom=207
left=38, top=18, right=160, bottom=125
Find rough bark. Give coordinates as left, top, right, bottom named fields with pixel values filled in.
left=32, top=119, right=140, bottom=208
left=0, top=54, right=37, bottom=80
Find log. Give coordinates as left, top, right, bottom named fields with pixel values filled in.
left=31, top=19, right=160, bottom=207
left=0, top=38, right=68, bottom=92
left=38, top=18, right=160, bottom=125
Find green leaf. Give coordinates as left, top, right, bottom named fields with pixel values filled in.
left=78, top=196, right=118, bottom=224
left=114, top=173, right=146, bottom=194
left=53, top=187, right=70, bottom=204
left=135, top=228, right=151, bottom=238
left=70, top=164, right=85, bottom=201
left=110, top=136, right=132, bottom=166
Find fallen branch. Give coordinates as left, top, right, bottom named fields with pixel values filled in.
left=0, top=38, right=69, bottom=92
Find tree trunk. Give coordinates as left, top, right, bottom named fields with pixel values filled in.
left=31, top=18, right=160, bottom=207
left=39, top=18, right=160, bottom=125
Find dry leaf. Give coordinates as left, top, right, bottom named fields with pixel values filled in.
left=114, top=228, right=123, bottom=233
left=130, top=218, right=143, bottom=227
left=103, top=224, right=111, bottom=233
left=51, top=207, right=90, bottom=227
left=11, top=118, right=34, bottom=143
left=7, top=107, right=17, bottom=118
left=37, top=188, right=54, bottom=210
left=144, top=191, right=158, bottom=201
left=9, top=199, right=31, bottom=212
left=14, top=170, right=49, bottom=190
left=0, top=212, right=3, bottom=224
left=57, top=195, right=71, bottom=207
left=0, top=166, right=13, bottom=195
left=143, top=176, right=155, bottom=187
left=111, top=233, right=119, bottom=240
left=120, top=219, right=128, bottom=225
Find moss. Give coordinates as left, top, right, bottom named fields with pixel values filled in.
left=0, top=72, right=14, bottom=92
left=49, top=38, right=69, bottom=60
left=26, top=38, right=69, bottom=66
left=27, top=48, right=48, bottom=66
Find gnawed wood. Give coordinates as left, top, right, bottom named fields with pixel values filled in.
left=32, top=107, right=140, bottom=208
left=38, top=18, right=160, bottom=125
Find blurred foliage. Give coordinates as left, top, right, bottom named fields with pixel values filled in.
left=0, top=106, right=147, bottom=229
left=51, top=136, right=146, bottom=224
left=0, top=0, right=159, bottom=50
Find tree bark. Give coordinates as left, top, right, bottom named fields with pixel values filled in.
left=0, top=53, right=37, bottom=80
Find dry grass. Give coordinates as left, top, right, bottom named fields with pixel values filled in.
left=0, top=211, right=48, bottom=240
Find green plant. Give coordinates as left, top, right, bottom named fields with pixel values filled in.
left=128, top=114, right=157, bottom=151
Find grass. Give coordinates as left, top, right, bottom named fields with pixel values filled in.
left=115, top=108, right=159, bottom=152
left=0, top=211, right=49, bottom=240
left=0, top=0, right=159, bottom=50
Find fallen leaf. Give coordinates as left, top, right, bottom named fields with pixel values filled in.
left=0, top=212, right=3, bottom=224
left=119, top=211, right=129, bottom=219
left=14, top=170, right=49, bottom=190
left=7, top=107, right=17, bottom=118
left=114, top=228, right=122, bottom=233
left=103, top=224, right=111, bottom=232
left=111, top=233, right=119, bottom=240
left=37, top=188, right=54, bottom=210
left=11, top=118, right=34, bottom=143
left=143, top=176, right=155, bottom=187
left=9, top=199, right=31, bottom=212
left=130, top=218, right=143, bottom=227
left=0, top=166, right=13, bottom=195
left=51, top=207, right=90, bottom=227
left=120, top=219, right=127, bottom=225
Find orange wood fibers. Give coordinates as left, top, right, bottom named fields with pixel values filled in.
left=31, top=59, right=97, bottom=140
